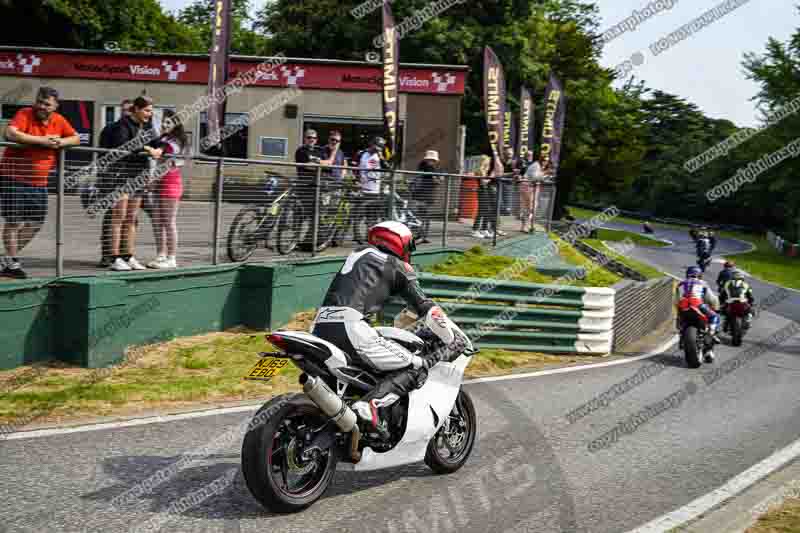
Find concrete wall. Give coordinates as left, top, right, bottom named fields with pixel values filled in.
left=612, top=277, right=675, bottom=353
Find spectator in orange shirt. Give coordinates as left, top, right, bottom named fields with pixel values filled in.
left=0, top=87, right=79, bottom=279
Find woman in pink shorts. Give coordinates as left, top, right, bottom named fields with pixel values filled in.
left=148, top=110, right=187, bottom=269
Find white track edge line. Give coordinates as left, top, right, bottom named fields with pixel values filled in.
left=5, top=337, right=678, bottom=440
left=626, top=437, right=800, bottom=533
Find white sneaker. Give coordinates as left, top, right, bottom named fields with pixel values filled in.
left=471, top=230, right=485, bottom=239
left=496, top=229, right=507, bottom=236
left=164, top=256, right=177, bottom=268
left=110, top=258, right=132, bottom=271
left=483, top=230, right=495, bottom=239
left=127, top=257, right=146, bottom=270
left=147, top=255, right=167, bottom=269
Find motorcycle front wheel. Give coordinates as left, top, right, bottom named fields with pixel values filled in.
left=425, top=389, right=477, bottom=474
left=242, top=394, right=338, bottom=513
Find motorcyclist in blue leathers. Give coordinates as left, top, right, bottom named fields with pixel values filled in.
left=676, top=266, right=721, bottom=362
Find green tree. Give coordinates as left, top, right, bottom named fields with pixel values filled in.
left=0, top=0, right=202, bottom=52
left=741, top=8, right=800, bottom=239
left=178, top=0, right=271, bottom=56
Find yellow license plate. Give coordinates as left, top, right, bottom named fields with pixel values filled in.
left=244, top=357, right=290, bottom=381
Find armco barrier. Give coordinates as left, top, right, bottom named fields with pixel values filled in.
left=611, top=276, right=675, bottom=353
left=384, top=273, right=616, bottom=355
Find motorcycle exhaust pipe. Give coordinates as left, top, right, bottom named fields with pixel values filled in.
left=300, top=374, right=357, bottom=433
left=300, top=374, right=362, bottom=463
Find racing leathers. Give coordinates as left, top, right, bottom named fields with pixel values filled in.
left=310, top=245, right=455, bottom=436
left=676, top=277, right=721, bottom=341
left=720, top=278, right=755, bottom=329
left=716, top=266, right=736, bottom=292
left=696, top=236, right=715, bottom=260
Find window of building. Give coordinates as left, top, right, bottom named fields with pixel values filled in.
left=302, top=118, right=404, bottom=166
left=259, top=137, right=288, bottom=158
left=199, top=112, right=249, bottom=159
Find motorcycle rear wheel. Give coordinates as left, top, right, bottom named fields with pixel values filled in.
left=425, top=389, right=477, bottom=474
left=683, top=326, right=701, bottom=368
left=731, top=316, right=743, bottom=347
left=242, top=394, right=338, bottom=513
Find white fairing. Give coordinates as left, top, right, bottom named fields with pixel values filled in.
left=338, top=353, right=472, bottom=472
left=271, top=330, right=349, bottom=371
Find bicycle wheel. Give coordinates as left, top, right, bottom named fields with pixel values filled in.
left=315, top=189, right=344, bottom=250
left=276, top=200, right=304, bottom=255
left=227, top=206, right=265, bottom=262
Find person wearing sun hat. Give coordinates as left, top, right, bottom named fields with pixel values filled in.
left=409, top=149, right=444, bottom=244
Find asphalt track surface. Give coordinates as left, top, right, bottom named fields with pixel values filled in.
left=2, top=222, right=799, bottom=533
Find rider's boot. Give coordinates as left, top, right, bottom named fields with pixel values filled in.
left=351, top=366, right=429, bottom=441
left=351, top=400, right=391, bottom=440
left=710, top=317, right=722, bottom=344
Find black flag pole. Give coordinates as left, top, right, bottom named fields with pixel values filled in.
left=382, top=3, right=400, bottom=222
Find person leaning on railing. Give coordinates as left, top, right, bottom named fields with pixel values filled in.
left=0, top=86, right=80, bottom=279
left=471, top=154, right=507, bottom=240
left=146, top=109, right=187, bottom=270
left=102, top=95, right=163, bottom=272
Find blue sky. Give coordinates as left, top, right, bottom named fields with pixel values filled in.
left=158, top=0, right=798, bottom=127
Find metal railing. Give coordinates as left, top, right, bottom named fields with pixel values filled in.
left=0, top=142, right=556, bottom=279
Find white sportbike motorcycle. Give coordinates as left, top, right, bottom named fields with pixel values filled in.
left=241, top=307, right=478, bottom=513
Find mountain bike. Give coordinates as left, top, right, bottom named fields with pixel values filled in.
left=227, top=173, right=289, bottom=262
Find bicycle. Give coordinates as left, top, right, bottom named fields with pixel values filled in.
left=273, top=176, right=360, bottom=255
left=360, top=182, right=427, bottom=241
left=227, top=173, right=297, bottom=262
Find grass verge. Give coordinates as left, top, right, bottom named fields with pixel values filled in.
left=568, top=206, right=799, bottom=290
left=746, top=496, right=800, bottom=532
left=0, top=310, right=600, bottom=426
left=591, top=228, right=670, bottom=247
left=425, top=244, right=622, bottom=287
left=718, top=231, right=800, bottom=291
left=567, top=206, right=686, bottom=230
left=582, top=239, right=667, bottom=280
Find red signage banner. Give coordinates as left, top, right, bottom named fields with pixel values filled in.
left=0, top=51, right=467, bottom=96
